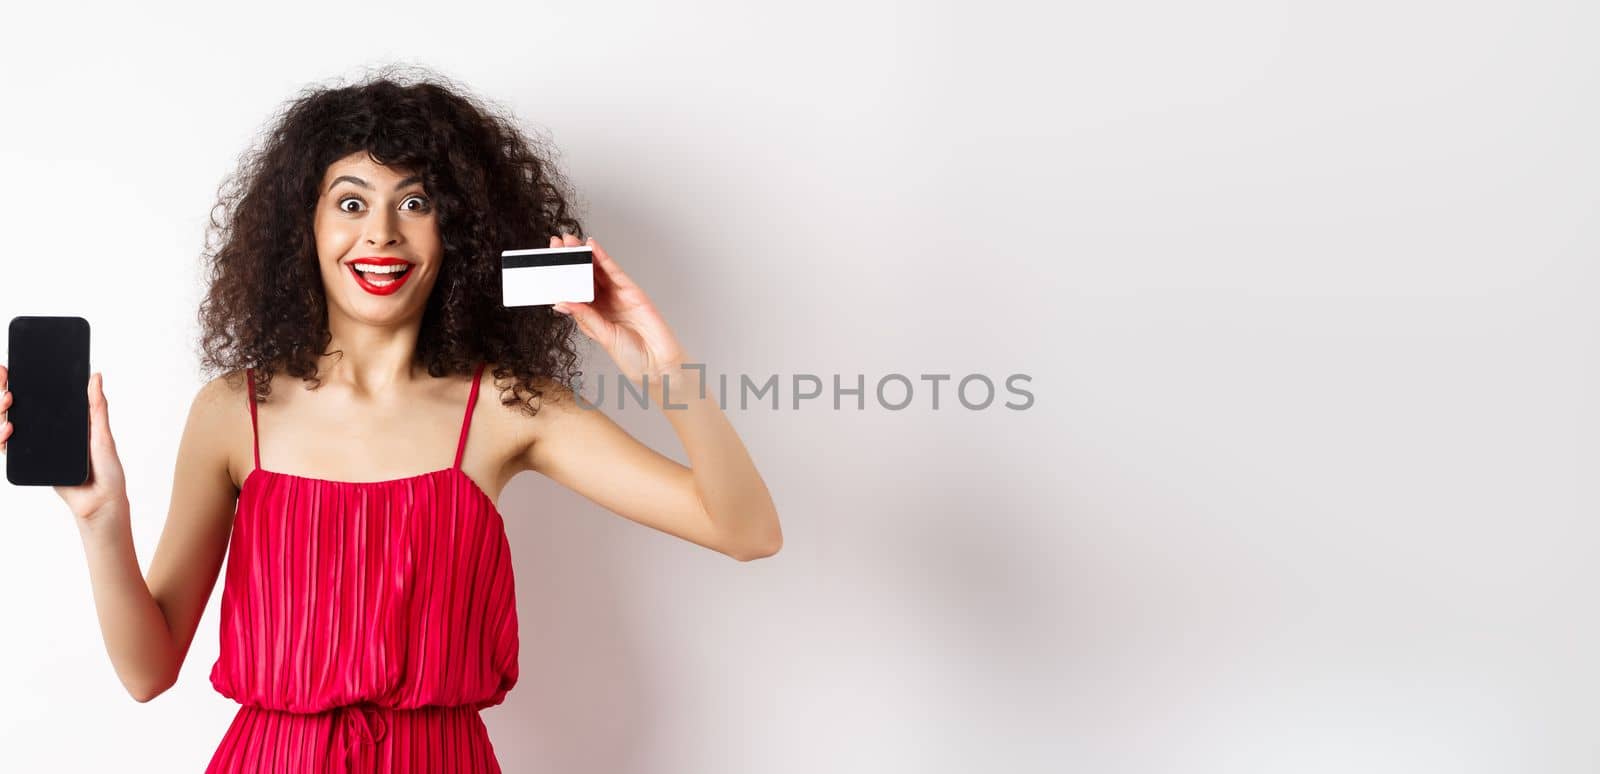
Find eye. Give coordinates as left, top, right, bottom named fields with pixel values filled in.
left=338, top=196, right=365, bottom=213
left=401, top=194, right=431, bottom=212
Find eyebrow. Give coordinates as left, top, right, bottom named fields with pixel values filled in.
left=327, top=174, right=424, bottom=193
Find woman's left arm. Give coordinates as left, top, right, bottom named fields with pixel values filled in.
left=535, top=234, right=782, bottom=561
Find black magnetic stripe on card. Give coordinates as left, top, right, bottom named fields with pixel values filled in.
left=501, top=253, right=595, bottom=269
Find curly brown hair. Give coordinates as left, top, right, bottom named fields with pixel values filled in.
left=197, top=64, right=585, bottom=416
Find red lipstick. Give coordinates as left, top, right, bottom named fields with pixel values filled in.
left=347, top=257, right=415, bottom=296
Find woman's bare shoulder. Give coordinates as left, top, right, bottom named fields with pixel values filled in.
left=192, top=368, right=254, bottom=414
left=480, top=364, right=584, bottom=469
left=187, top=369, right=253, bottom=488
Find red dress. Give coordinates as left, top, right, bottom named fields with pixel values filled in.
left=206, top=362, right=519, bottom=772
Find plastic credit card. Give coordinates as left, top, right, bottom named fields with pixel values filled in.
left=500, top=245, right=594, bottom=307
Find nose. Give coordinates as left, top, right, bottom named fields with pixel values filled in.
left=364, top=209, right=402, bottom=247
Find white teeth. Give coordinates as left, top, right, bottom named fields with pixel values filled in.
left=350, top=262, right=407, bottom=289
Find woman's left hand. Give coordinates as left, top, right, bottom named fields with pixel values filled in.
left=550, top=233, right=687, bottom=387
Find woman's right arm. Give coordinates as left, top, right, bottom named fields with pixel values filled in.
left=1, top=367, right=238, bottom=702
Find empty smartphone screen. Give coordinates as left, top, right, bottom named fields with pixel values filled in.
left=5, top=316, right=90, bottom=486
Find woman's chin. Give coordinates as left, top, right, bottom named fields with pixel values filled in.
left=331, top=286, right=430, bottom=324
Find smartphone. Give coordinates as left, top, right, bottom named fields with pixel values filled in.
left=500, top=245, right=594, bottom=307
left=5, top=316, right=91, bottom=486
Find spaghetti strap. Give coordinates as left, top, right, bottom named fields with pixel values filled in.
left=453, top=362, right=487, bottom=471
left=245, top=367, right=260, bottom=472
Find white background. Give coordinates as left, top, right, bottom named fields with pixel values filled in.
left=1, top=1, right=1596, bottom=772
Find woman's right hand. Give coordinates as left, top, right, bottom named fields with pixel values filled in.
left=1, top=365, right=130, bottom=525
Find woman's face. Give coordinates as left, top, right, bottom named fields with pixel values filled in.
left=313, top=151, right=443, bottom=323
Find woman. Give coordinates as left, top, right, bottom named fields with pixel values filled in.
left=0, top=68, right=781, bottom=772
